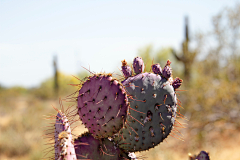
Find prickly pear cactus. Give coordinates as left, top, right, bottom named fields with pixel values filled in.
left=55, top=111, right=77, bottom=160
left=44, top=56, right=184, bottom=160
left=74, top=132, right=129, bottom=160
left=77, top=73, right=129, bottom=139
left=114, top=57, right=182, bottom=152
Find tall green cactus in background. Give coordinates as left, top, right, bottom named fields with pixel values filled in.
left=53, top=55, right=59, bottom=98
left=171, top=16, right=198, bottom=82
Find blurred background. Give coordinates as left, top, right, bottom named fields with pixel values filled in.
left=1, top=0, right=240, bottom=159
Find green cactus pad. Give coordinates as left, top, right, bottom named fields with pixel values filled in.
left=114, top=72, right=177, bottom=152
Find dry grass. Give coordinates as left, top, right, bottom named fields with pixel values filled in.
left=137, top=125, right=240, bottom=160
left=0, top=88, right=240, bottom=160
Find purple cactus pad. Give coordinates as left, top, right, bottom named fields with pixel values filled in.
left=74, top=132, right=129, bottom=160
left=77, top=73, right=129, bottom=139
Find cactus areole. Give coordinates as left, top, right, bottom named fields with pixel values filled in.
left=77, top=73, right=129, bottom=139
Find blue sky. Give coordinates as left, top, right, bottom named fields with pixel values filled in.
left=0, top=0, right=238, bottom=87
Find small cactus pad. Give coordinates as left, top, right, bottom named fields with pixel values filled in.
left=172, top=77, right=183, bottom=90
left=121, top=60, right=132, bottom=78
left=55, top=111, right=77, bottom=160
left=133, top=57, right=145, bottom=74
left=74, top=132, right=130, bottom=160
left=162, top=60, right=172, bottom=79
left=152, top=63, right=162, bottom=75
left=77, top=73, right=129, bottom=139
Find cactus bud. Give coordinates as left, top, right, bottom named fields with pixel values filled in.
left=121, top=60, right=132, bottom=78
